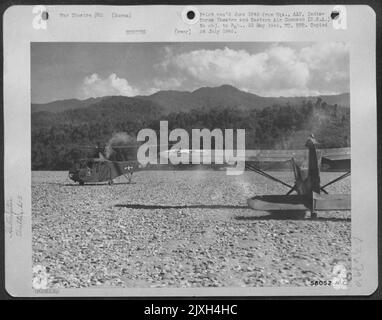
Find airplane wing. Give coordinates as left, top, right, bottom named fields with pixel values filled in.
left=244, top=147, right=350, bottom=170
left=151, top=146, right=351, bottom=171
left=244, top=149, right=306, bottom=162
left=243, top=149, right=309, bottom=172
left=173, top=149, right=306, bottom=165
left=244, top=148, right=350, bottom=161
left=320, top=147, right=350, bottom=171
left=321, top=147, right=350, bottom=161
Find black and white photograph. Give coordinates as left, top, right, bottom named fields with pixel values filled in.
left=31, top=42, right=352, bottom=289
left=3, top=4, right=378, bottom=297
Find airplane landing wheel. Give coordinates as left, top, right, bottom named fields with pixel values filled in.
left=311, top=211, right=317, bottom=219
left=79, top=181, right=84, bottom=186
left=108, top=179, right=114, bottom=185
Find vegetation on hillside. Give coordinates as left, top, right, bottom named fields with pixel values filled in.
left=32, top=97, right=350, bottom=170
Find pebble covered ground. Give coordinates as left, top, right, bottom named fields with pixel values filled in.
left=32, top=170, right=351, bottom=288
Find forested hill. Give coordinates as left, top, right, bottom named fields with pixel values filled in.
left=32, top=96, right=164, bottom=129
left=32, top=90, right=350, bottom=170
left=138, top=85, right=350, bottom=114
left=32, top=85, right=350, bottom=115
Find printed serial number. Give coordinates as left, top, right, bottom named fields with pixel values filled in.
left=310, top=280, right=332, bottom=286
left=188, top=305, right=238, bottom=316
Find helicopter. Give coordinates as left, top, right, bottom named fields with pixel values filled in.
left=67, top=141, right=187, bottom=185
left=68, top=144, right=139, bottom=185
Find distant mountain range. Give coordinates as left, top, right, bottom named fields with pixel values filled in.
left=32, top=85, right=350, bottom=115
left=32, top=85, right=350, bottom=170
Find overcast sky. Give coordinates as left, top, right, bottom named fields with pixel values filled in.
left=31, top=42, right=349, bottom=104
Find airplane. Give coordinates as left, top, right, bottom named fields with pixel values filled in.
left=245, top=135, right=351, bottom=218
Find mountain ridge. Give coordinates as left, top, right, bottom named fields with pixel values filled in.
left=32, top=85, right=350, bottom=115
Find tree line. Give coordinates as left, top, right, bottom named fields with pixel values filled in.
left=32, top=98, right=350, bottom=170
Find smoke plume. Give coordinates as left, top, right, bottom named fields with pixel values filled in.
left=105, top=132, right=135, bottom=159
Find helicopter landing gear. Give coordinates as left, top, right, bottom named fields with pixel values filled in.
left=124, top=173, right=132, bottom=184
